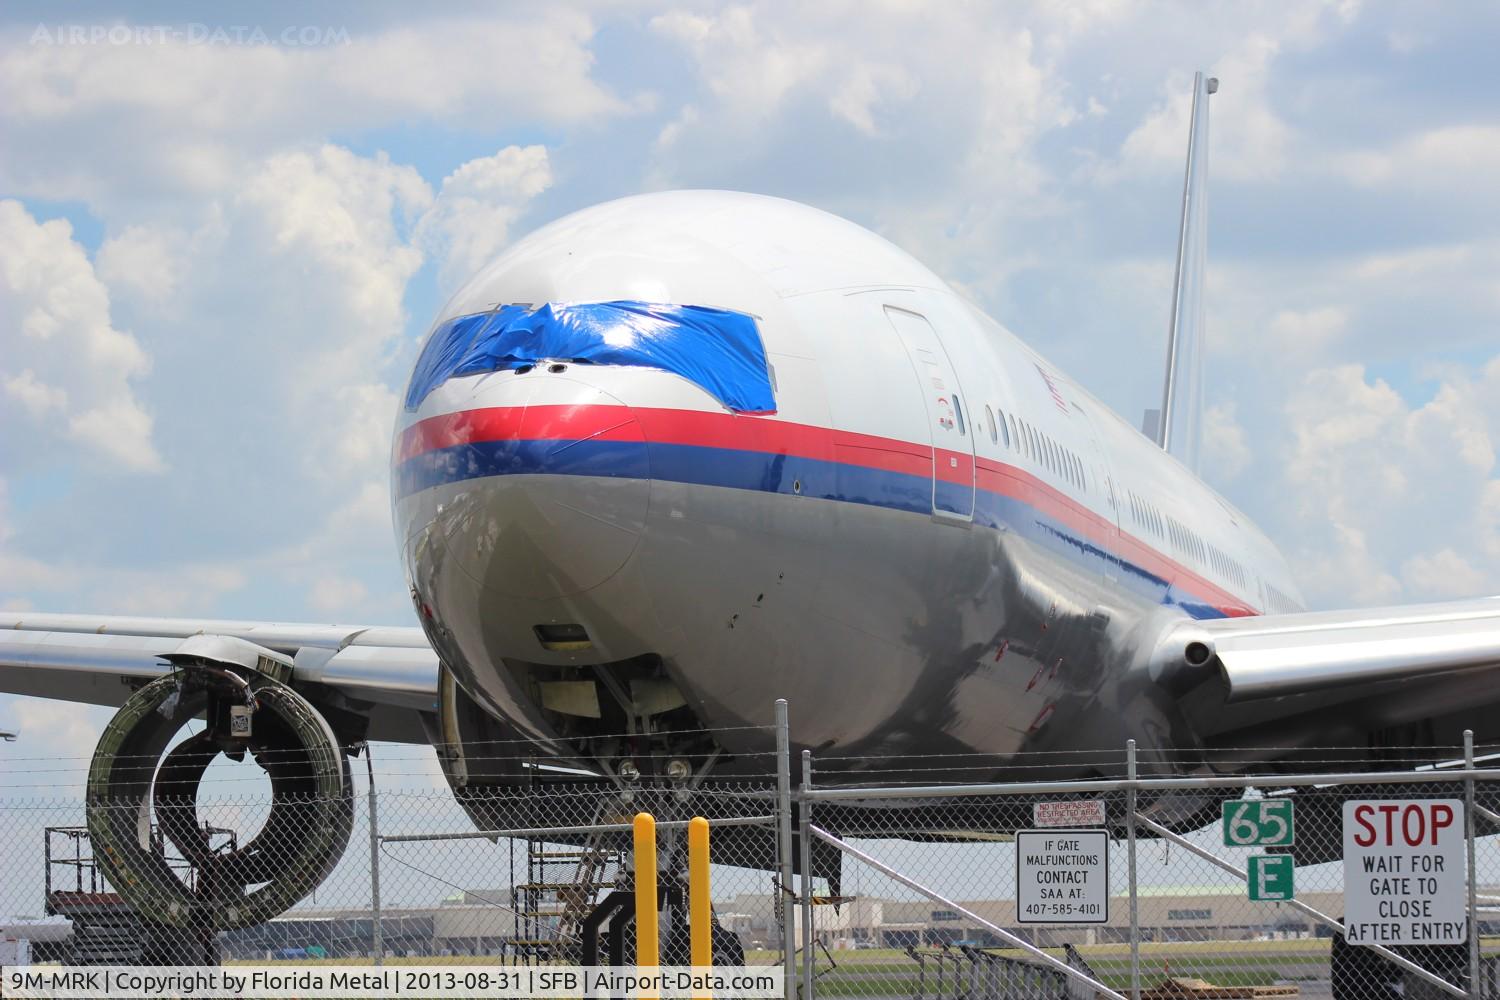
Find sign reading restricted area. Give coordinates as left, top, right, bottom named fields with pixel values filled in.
left=1016, top=830, right=1109, bottom=923
left=1343, top=800, right=1467, bottom=946
left=1034, top=799, right=1107, bottom=828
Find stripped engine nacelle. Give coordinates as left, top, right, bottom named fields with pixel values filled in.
left=86, top=637, right=353, bottom=930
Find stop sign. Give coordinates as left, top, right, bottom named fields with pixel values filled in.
left=1342, top=799, right=1466, bottom=947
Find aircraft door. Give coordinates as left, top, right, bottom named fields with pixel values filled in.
left=884, top=306, right=975, bottom=520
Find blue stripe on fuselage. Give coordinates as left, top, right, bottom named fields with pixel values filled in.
left=396, top=438, right=1228, bottom=620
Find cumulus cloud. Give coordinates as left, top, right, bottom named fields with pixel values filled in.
left=0, top=698, right=115, bottom=768
left=1113, top=35, right=1293, bottom=182
left=1265, top=306, right=1349, bottom=356
left=650, top=7, right=829, bottom=121
left=417, top=145, right=554, bottom=292
left=96, top=222, right=192, bottom=309
left=0, top=11, right=629, bottom=215
left=1339, top=126, right=1500, bottom=196
left=1202, top=402, right=1252, bottom=482
left=646, top=2, right=1087, bottom=305
left=1277, top=363, right=1500, bottom=608
left=829, top=63, right=921, bottom=138
left=5, top=2, right=1500, bottom=760
left=309, top=575, right=371, bottom=614
left=1402, top=548, right=1490, bottom=600
left=0, top=201, right=163, bottom=472
left=0, top=134, right=556, bottom=630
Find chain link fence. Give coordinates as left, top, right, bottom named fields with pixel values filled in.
left=0, top=734, right=793, bottom=978
left=4, top=725, right=1500, bottom=999
left=799, top=742, right=1500, bottom=1000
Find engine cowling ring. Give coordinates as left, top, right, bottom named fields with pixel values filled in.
left=86, top=667, right=353, bottom=930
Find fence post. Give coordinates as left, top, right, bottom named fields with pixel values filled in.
left=1466, top=729, right=1479, bottom=998
left=365, top=747, right=383, bottom=967
left=776, top=699, right=796, bottom=1000
left=1126, top=738, right=1139, bottom=1000
left=800, top=750, right=814, bottom=1000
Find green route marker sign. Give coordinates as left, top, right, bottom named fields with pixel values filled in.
left=1248, top=854, right=1296, bottom=901
left=1223, top=799, right=1295, bottom=847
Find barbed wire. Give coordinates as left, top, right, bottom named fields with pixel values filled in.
left=0, top=725, right=783, bottom=764
left=6, top=740, right=1494, bottom=767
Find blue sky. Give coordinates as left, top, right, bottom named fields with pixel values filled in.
left=2, top=1, right=1499, bottom=760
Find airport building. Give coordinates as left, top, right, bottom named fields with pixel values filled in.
left=217, top=884, right=1500, bottom=959
left=720, top=886, right=1347, bottom=951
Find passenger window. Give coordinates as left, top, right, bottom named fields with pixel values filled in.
left=952, top=394, right=966, bottom=435
left=986, top=405, right=997, bottom=444
left=1005, top=413, right=1017, bottom=450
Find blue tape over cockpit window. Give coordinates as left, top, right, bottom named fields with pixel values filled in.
left=403, top=301, right=776, bottom=414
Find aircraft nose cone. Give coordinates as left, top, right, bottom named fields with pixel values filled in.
left=442, top=378, right=650, bottom=601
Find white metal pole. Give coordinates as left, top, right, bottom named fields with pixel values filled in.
left=1466, top=730, right=1479, bottom=998
left=365, top=747, right=383, bottom=966
left=776, top=700, right=796, bottom=1000
left=800, top=750, right=814, bottom=1000
left=1127, top=739, right=1139, bottom=1000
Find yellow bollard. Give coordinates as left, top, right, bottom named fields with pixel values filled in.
left=633, top=812, right=660, bottom=989
left=688, top=815, right=712, bottom=995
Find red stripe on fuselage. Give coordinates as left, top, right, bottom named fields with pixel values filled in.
left=974, top=457, right=1255, bottom=617
left=397, top=404, right=1258, bottom=616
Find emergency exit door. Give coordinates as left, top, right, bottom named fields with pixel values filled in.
left=884, top=306, right=975, bottom=521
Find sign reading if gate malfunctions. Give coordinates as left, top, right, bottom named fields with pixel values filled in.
left=1343, top=800, right=1467, bottom=946
left=1016, top=830, right=1109, bottom=924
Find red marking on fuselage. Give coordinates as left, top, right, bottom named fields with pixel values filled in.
left=398, top=403, right=1261, bottom=617
left=1027, top=703, right=1056, bottom=732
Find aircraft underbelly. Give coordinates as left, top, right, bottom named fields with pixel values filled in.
left=406, top=465, right=1175, bottom=775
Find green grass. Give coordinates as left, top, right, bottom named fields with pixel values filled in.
left=793, top=937, right=1500, bottom=994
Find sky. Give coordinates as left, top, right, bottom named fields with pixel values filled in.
left=2, top=1, right=1500, bottom=775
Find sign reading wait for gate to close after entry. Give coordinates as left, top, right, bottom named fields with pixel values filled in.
left=1016, top=830, right=1109, bottom=924
left=1223, top=798, right=1294, bottom=847
left=1343, top=799, right=1467, bottom=946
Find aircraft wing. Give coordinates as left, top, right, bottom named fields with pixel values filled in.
left=0, top=611, right=438, bottom=744
left=1153, top=597, right=1500, bottom=747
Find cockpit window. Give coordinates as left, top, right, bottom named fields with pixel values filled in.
left=404, top=300, right=776, bottom=414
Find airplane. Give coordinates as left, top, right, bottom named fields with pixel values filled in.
left=4, top=73, right=1499, bottom=977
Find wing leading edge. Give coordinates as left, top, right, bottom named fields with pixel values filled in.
left=0, top=612, right=439, bottom=743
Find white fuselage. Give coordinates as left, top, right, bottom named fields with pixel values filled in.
left=392, top=191, right=1302, bottom=776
